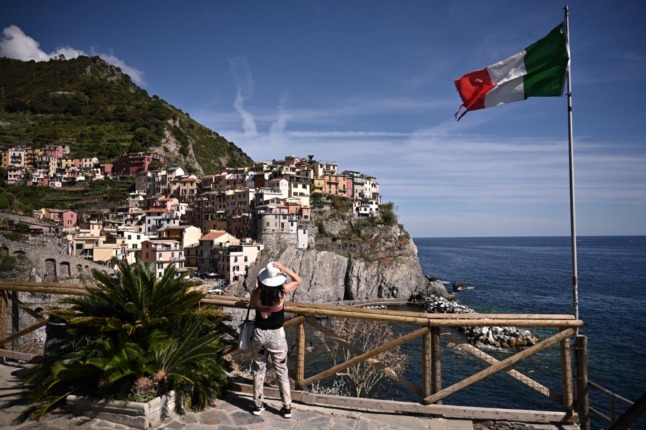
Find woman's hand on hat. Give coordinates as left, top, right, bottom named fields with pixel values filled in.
left=273, top=262, right=287, bottom=272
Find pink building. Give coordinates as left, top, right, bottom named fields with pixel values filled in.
left=286, top=200, right=311, bottom=221
left=41, top=208, right=77, bottom=229
left=112, top=153, right=164, bottom=175
left=44, top=145, right=65, bottom=159
left=345, top=177, right=354, bottom=198
left=60, top=210, right=78, bottom=229
left=141, top=239, right=185, bottom=278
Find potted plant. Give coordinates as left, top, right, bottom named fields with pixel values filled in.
left=21, top=260, right=235, bottom=421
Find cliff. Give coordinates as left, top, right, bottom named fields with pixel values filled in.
left=233, top=207, right=442, bottom=304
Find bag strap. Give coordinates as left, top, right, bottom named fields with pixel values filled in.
left=244, top=300, right=252, bottom=321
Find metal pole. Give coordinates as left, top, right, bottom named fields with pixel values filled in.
left=564, top=5, right=579, bottom=321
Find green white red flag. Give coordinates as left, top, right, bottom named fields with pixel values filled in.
left=454, top=24, right=569, bottom=120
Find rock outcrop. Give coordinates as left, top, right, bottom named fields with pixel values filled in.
left=232, top=211, right=433, bottom=304
left=412, top=294, right=538, bottom=349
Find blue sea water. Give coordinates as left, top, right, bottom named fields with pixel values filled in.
left=412, top=236, right=646, bottom=428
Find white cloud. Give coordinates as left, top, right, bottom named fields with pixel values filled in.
left=0, top=25, right=145, bottom=86
left=269, top=93, right=290, bottom=136
left=229, top=56, right=257, bottom=136
left=0, top=25, right=49, bottom=61
left=97, top=53, right=145, bottom=86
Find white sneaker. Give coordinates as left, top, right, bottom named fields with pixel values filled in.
left=252, top=403, right=265, bottom=415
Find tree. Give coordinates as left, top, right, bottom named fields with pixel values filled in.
left=379, top=202, right=397, bottom=226
left=316, top=318, right=409, bottom=398
left=21, top=260, right=235, bottom=417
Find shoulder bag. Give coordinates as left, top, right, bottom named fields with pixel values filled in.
left=237, top=301, right=255, bottom=350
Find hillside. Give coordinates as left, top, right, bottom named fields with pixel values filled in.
left=0, top=56, right=253, bottom=174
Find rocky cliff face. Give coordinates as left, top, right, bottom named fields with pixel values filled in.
left=235, top=209, right=435, bottom=304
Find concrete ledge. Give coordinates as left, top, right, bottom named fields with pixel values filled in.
left=227, top=381, right=578, bottom=425
left=66, top=391, right=177, bottom=429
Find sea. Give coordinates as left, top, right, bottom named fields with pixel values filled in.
left=407, top=236, right=646, bottom=429
left=291, top=236, right=645, bottom=428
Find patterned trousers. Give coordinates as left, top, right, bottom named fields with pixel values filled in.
left=251, top=326, right=291, bottom=408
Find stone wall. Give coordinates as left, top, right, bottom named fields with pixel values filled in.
left=0, top=212, right=110, bottom=283
left=1, top=213, right=112, bottom=354
left=0, top=235, right=108, bottom=283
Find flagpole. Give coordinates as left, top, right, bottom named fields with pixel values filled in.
left=564, top=5, right=579, bottom=321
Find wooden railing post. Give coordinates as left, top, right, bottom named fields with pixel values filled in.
left=295, top=319, right=305, bottom=390
left=576, top=335, right=590, bottom=430
left=0, top=290, right=7, bottom=348
left=422, top=329, right=431, bottom=400
left=560, top=330, right=573, bottom=411
left=11, top=292, right=19, bottom=351
left=430, top=326, right=442, bottom=404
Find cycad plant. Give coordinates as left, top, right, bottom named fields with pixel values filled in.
left=22, top=260, right=235, bottom=418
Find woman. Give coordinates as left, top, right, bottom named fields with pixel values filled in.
left=249, top=261, right=301, bottom=418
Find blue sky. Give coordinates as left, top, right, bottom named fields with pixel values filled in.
left=2, top=1, right=645, bottom=237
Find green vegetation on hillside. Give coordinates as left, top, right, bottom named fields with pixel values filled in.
left=0, top=167, right=134, bottom=212
left=311, top=195, right=406, bottom=260
left=0, top=56, right=253, bottom=172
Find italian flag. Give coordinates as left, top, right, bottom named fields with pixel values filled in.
left=454, top=24, right=569, bottom=120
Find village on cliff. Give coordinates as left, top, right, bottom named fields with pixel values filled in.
left=1, top=146, right=383, bottom=288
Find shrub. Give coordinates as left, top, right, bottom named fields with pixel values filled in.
left=316, top=220, right=328, bottom=236
left=21, top=260, right=235, bottom=418
left=379, top=202, right=397, bottom=226
left=330, top=195, right=351, bottom=213
left=315, top=318, right=409, bottom=398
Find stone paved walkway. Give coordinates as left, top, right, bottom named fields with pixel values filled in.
left=0, top=363, right=473, bottom=429
left=1, top=363, right=579, bottom=430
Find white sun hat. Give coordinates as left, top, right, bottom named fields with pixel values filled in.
left=258, top=262, right=287, bottom=287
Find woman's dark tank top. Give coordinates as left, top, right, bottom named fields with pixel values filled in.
left=255, top=308, right=285, bottom=330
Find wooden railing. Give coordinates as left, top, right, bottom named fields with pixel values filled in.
left=0, top=282, right=596, bottom=428
left=204, top=295, right=589, bottom=426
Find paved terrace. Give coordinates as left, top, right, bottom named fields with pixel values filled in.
left=1, top=364, right=579, bottom=430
